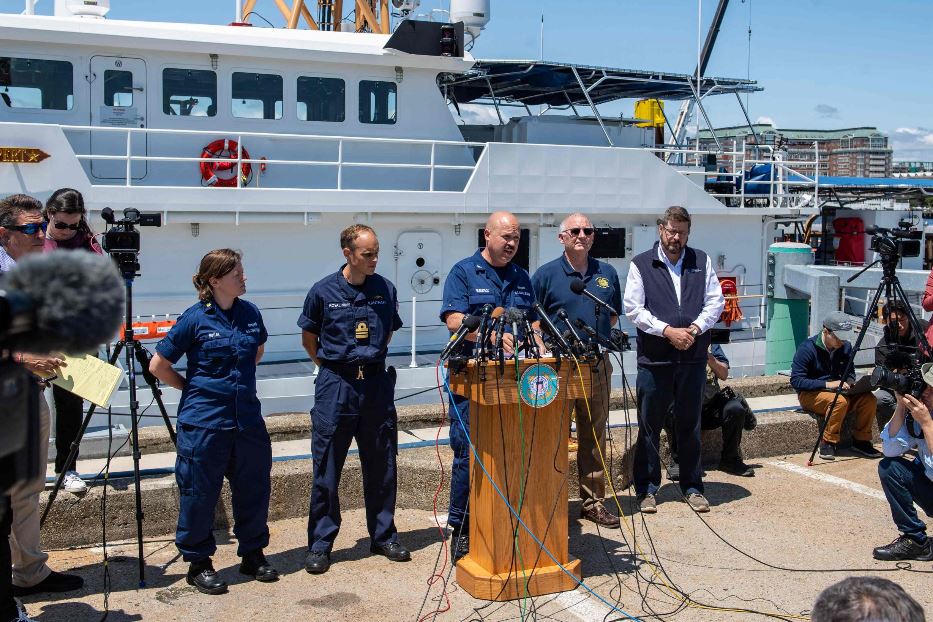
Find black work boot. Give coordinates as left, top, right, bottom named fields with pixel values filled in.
left=304, top=550, right=331, bottom=574
left=186, top=559, right=228, bottom=595
left=240, top=549, right=280, bottom=582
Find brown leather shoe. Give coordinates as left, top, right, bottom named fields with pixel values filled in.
left=581, top=503, right=620, bottom=528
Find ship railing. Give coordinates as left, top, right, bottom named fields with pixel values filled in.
left=61, top=124, right=486, bottom=192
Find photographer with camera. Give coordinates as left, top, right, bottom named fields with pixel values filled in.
left=664, top=343, right=757, bottom=480
left=0, top=195, right=84, bottom=618
left=791, top=311, right=881, bottom=461
left=871, top=363, right=933, bottom=562
left=874, top=301, right=928, bottom=431
left=42, top=188, right=104, bottom=496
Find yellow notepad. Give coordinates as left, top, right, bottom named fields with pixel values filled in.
left=42, top=353, right=124, bottom=408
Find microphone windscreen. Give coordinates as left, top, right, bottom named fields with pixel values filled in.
left=490, top=306, right=506, bottom=319
left=3, top=251, right=125, bottom=354
left=506, top=307, right=524, bottom=322
left=462, top=315, right=482, bottom=331
left=569, top=278, right=586, bottom=295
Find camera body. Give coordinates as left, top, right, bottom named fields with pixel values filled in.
left=100, top=207, right=162, bottom=277
left=869, top=222, right=922, bottom=259
left=871, top=364, right=925, bottom=399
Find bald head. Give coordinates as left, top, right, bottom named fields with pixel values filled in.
left=483, top=211, right=520, bottom=267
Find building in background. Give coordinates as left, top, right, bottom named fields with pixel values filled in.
left=893, top=161, right=933, bottom=177
left=697, top=124, right=893, bottom=178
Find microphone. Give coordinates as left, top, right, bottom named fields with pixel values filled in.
left=0, top=251, right=124, bottom=354
left=574, top=318, right=599, bottom=341
left=556, top=308, right=585, bottom=353
left=532, top=302, right=571, bottom=354
left=507, top=307, right=523, bottom=345
left=440, top=313, right=482, bottom=360
left=569, top=278, right=616, bottom=314
left=477, top=306, right=504, bottom=361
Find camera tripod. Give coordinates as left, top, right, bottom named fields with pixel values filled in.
left=40, top=271, right=176, bottom=588
left=806, top=244, right=933, bottom=466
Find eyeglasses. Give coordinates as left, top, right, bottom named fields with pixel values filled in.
left=563, top=227, right=595, bottom=237
left=661, top=226, right=689, bottom=238
left=53, top=221, right=81, bottom=231
left=7, top=222, right=48, bottom=236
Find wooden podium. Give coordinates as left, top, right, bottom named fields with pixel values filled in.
left=447, top=357, right=590, bottom=601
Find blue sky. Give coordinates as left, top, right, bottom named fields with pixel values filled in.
left=4, top=0, right=931, bottom=159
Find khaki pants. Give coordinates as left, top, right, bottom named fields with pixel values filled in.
left=8, top=390, right=52, bottom=588
left=798, top=389, right=875, bottom=445
left=576, top=355, right=612, bottom=511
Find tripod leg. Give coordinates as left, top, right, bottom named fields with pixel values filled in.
left=40, top=342, right=125, bottom=527
left=132, top=342, right=176, bottom=446
left=806, top=285, right=885, bottom=466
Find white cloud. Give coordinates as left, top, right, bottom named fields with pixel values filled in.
left=450, top=103, right=503, bottom=125
left=756, top=116, right=777, bottom=128
left=891, top=127, right=933, bottom=159
left=815, top=104, right=840, bottom=119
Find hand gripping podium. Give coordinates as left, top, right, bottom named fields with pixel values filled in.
left=447, top=357, right=590, bottom=601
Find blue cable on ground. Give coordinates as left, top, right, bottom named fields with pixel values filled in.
left=441, top=368, right=643, bottom=622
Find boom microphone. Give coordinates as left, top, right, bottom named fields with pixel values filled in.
left=556, top=308, right=585, bottom=352
left=569, top=278, right=616, bottom=314
left=440, top=313, right=482, bottom=360
left=0, top=251, right=124, bottom=354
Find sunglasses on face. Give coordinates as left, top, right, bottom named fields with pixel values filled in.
left=7, top=222, right=48, bottom=236
left=563, top=227, right=595, bottom=237
left=53, top=221, right=81, bottom=231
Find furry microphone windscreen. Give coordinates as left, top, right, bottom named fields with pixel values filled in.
left=2, top=251, right=125, bottom=354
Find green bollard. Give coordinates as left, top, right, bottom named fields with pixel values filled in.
left=765, top=243, right=813, bottom=374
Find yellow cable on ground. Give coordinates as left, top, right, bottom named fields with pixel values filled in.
left=569, top=353, right=809, bottom=621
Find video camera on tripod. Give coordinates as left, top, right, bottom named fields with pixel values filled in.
left=868, top=221, right=922, bottom=260
left=101, top=207, right=162, bottom=277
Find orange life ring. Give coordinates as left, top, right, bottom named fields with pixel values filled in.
left=200, top=139, right=251, bottom=187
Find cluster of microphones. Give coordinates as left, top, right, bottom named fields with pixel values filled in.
left=439, top=278, right=630, bottom=367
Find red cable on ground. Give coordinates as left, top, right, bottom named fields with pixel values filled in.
left=415, top=362, right=454, bottom=622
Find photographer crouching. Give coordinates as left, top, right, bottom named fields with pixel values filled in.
left=874, top=301, right=928, bottom=431
left=872, top=363, right=933, bottom=563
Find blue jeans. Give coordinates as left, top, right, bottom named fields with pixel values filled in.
left=634, top=362, right=707, bottom=496
left=447, top=393, right=471, bottom=532
left=878, top=456, right=933, bottom=542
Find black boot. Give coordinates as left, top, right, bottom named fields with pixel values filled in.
left=240, top=549, right=279, bottom=582
left=186, top=559, right=227, bottom=595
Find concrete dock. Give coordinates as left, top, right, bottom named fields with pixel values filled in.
left=22, top=375, right=933, bottom=620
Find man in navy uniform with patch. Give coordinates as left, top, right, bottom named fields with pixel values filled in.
left=299, top=224, right=408, bottom=574
left=624, top=206, right=724, bottom=515
left=532, top=212, right=622, bottom=528
left=441, top=211, right=538, bottom=562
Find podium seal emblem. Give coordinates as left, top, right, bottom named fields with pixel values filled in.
left=519, top=363, right=560, bottom=408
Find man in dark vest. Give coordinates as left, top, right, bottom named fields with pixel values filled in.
left=623, top=206, right=724, bottom=514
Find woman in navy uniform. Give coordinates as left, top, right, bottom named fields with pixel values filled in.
left=150, top=249, right=278, bottom=595
left=299, top=224, right=407, bottom=574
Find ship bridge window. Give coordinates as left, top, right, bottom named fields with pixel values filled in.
left=297, top=76, right=345, bottom=122
left=162, top=68, right=216, bottom=117
left=359, top=80, right=396, bottom=125
left=104, top=70, right=133, bottom=107
left=0, top=57, right=73, bottom=110
left=232, top=72, right=283, bottom=120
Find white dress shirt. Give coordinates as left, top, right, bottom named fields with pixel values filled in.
left=623, top=244, right=725, bottom=337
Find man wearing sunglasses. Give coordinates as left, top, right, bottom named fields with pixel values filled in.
left=532, top=213, right=622, bottom=528
left=623, top=206, right=724, bottom=515
left=0, top=194, right=83, bottom=618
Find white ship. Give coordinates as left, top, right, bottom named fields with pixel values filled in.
left=2, top=0, right=886, bottom=421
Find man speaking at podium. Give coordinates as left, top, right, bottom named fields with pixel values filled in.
left=623, top=206, right=724, bottom=514
left=532, top=212, right=622, bottom=528
left=440, top=211, right=537, bottom=563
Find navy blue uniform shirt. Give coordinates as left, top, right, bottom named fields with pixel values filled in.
left=440, top=249, right=537, bottom=354
left=156, top=298, right=268, bottom=431
left=298, top=268, right=403, bottom=364
left=532, top=254, right=621, bottom=342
